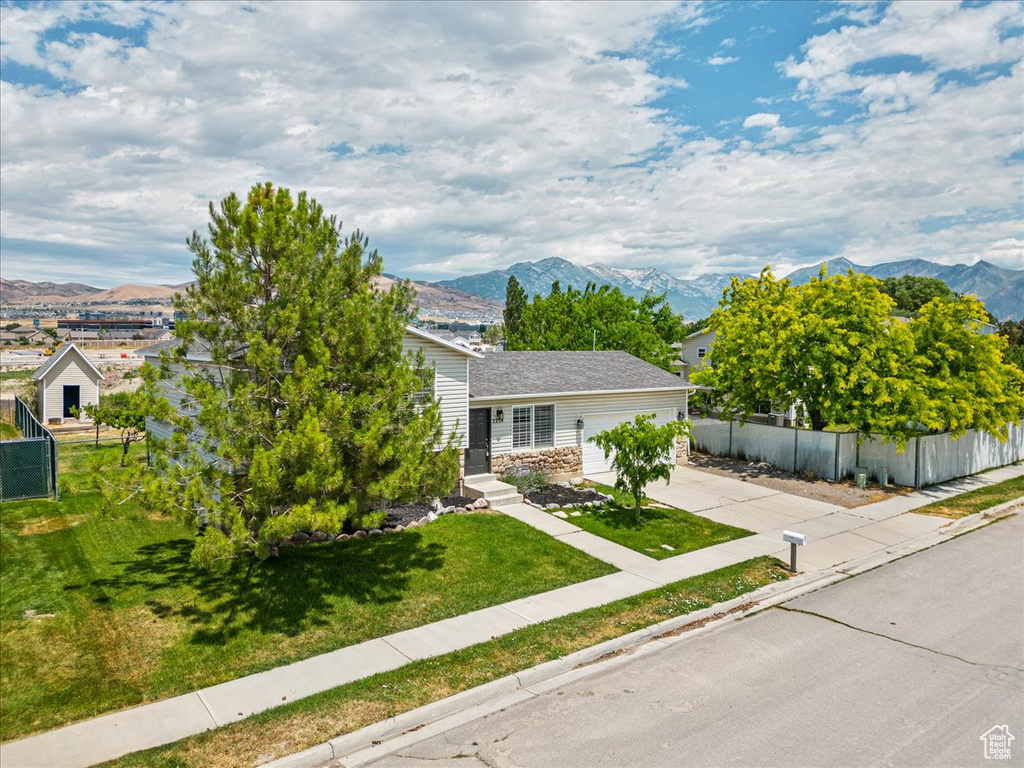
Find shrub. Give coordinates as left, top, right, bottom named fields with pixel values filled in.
left=503, top=466, right=546, bottom=495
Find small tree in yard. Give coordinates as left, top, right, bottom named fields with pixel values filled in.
left=593, top=414, right=690, bottom=524
left=144, top=182, right=459, bottom=568
left=79, top=392, right=146, bottom=464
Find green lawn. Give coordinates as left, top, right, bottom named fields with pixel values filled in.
left=0, top=422, right=19, bottom=440
left=558, top=482, right=753, bottom=559
left=1, top=492, right=614, bottom=740
left=915, top=474, right=1024, bottom=519
left=105, top=556, right=790, bottom=768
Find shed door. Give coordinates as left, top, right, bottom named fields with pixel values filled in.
left=583, top=410, right=675, bottom=475
left=62, top=385, right=81, bottom=418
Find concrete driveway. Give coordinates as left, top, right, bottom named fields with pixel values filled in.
left=622, top=465, right=846, bottom=533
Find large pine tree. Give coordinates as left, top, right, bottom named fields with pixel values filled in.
left=145, top=183, right=459, bottom=567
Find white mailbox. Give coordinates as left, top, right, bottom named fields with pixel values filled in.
left=782, top=530, right=807, bottom=546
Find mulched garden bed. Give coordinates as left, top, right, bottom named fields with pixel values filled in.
left=382, top=494, right=479, bottom=528
left=524, top=483, right=609, bottom=508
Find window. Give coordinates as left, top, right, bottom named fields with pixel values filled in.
left=697, top=347, right=706, bottom=359
left=512, top=406, right=532, bottom=449
left=512, top=404, right=555, bottom=449
left=412, top=366, right=435, bottom=406
left=534, top=404, right=554, bottom=448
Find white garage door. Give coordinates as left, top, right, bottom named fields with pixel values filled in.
left=582, top=410, right=675, bottom=475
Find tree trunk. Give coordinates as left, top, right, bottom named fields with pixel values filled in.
left=809, top=408, right=825, bottom=432
left=634, top=495, right=643, bottom=525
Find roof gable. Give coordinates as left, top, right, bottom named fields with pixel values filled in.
left=405, top=326, right=483, bottom=358
left=32, top=343, right=105, bottom=382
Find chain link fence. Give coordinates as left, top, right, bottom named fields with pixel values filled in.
left=0, top=396, right=58, bottom=501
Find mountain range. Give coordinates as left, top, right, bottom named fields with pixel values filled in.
left=439, top=256, right=1024, bottom=321
left=3, top=256, right=1020, bottom=320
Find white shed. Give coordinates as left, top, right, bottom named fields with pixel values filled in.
left=31, top=344, right=104, bottom=423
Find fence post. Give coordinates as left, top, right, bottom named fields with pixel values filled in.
left=914, top=436, right=921, bottom=488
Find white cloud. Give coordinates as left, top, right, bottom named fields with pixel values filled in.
left=708, top=55, right=739, bottom=66
left=0, top=0, right=1020, bottom=288
left=742, top=112, right=780, bottom=129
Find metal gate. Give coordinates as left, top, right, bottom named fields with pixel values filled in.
left=0, top=396, right=58, bottom=501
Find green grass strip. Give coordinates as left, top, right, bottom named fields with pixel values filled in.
left=914, top=474, right=1024, bottom=519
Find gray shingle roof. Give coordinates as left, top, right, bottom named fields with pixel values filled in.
left=469, top=351, right=692, bottom=399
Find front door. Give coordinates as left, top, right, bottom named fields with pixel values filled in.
left=466, top=408, right=491, bottom=476
left=62, top=385, right=81, bottom=418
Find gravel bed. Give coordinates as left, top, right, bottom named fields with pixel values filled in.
left=686, top=452, right=913, bottom=508
left=382, top=494, right=478, bottom=527
left=524, top=483, right=608, bottom=508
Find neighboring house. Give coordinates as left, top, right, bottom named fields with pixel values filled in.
left=673, top=328, right=716, bottom=374
left=31, top=343, right=104, bottom=422
left=465, top=351, right=694, bottom=479
left=1, top=327, right=50, bottom=344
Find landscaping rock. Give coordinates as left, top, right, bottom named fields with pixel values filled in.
left=473, top=498, right=488, bottom=509
left=406, top=520, right=419, bottom=528
left=326, top=534, right=336, bottom=541
left=552, top=511, right=568, bottom=519
left=311, top=531, right=328, bottom=542
left=464, top=504, right=475, bottom=512
left=427, top=511, right=438, bottom=522
left=368, top=528, right=383, bottom=536
left=443, top=505, right=456, bottom=514
left=337, top=533, right=350, bottom=541
left=353, top=530, right=368, bottom=539
left=583, top=501, right=594, bottom=508
left=383, top=527, right=397, bottom=534
left=291, top=532, right=310, bottom=543
left=569, top=511, right=582, bottom=517
left=545, top=503, right=560, bottom=510
left=418, top=515, right=430, bottom=525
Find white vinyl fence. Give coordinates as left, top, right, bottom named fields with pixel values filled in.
left=690, top=418, right=1024, bottom=488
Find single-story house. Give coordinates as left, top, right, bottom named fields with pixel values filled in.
left=143, top=329, right=693, bottom=482
left=465, top=351, right=694, bottom=479
left=32, top=343, right=104, bottom=422
left=1, top=327, right=50, bottom=344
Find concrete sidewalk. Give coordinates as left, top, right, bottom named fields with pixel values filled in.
left=3, top=464, right=1021, bottom=768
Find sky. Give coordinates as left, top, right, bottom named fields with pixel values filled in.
left=1, top=0, right=1022, bottom=288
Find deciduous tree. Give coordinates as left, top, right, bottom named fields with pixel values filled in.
left=593, top=414, right=690, bottom=523
left=145, top=182, right=459, bottom=568
left=505, top=281, right=682, bottom=369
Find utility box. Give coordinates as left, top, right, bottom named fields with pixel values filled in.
left=855, top=468, right=868, bottom=489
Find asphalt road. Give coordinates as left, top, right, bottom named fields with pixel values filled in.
left=365, top=514, right=1024, bottom=767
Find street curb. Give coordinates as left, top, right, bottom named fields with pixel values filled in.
left=264, top=506, right=1021, bottom=768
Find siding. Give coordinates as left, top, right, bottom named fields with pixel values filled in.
left=403, top=332, right=470, bottom=448
left=39, top=352, right=101, bottom=421
left=677, top=330, right=716, bottom=369
left=473, top=390, right=689, bottom=456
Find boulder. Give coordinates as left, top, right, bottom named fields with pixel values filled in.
left=353, top=530, right=368, bottom=539
left=545, top=503, right=560, bottom=510
left=464, top=504, right=475, bottom=512
left=368, top=528, right=383, bottom=536
left=311, top=531, right=328, bottom=542
left=337, top=533, right=351, bottom=541
left=473, top=498, right=488, bottom=509
left=383, top=527, right=397, bottom=534
left=291, top=532, right=310, bottom=543
left=552, top=510, right=568, bottom=519
left=427, top=511, right=439, bottom=523
left=419, top=515, right=431, bottom=525
left=443, top=505, right=457, bottom=514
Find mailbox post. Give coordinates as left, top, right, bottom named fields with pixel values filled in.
left=782, top=530, right=807, bottom=572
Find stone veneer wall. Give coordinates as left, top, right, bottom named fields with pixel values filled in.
left=676, top=435, right=689, bottom=465
left=493, top=445, right=583, bottom=480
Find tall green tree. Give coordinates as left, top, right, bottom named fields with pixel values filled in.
left=503, top=276, right=528, bottom=349
left=507, top=281, right=682, bottom=369
left=144, top=182, right=459, bottom=568
left=593, top=414, right=690, bottom=524
left=693, top=268, right=1023, bottom=441
left=909, top=297, right=1024, bottom=439
left=997, top=319, right=1024, bottom=373
left=879, top=275, right=955, bottom=316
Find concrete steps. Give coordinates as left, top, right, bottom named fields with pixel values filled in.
left=464, top=474, right=524, bottom=509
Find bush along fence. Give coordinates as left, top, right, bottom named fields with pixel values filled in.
left=690, top=417, right=1024, bottom=488
left=0, top=395, right=59, bottom=501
